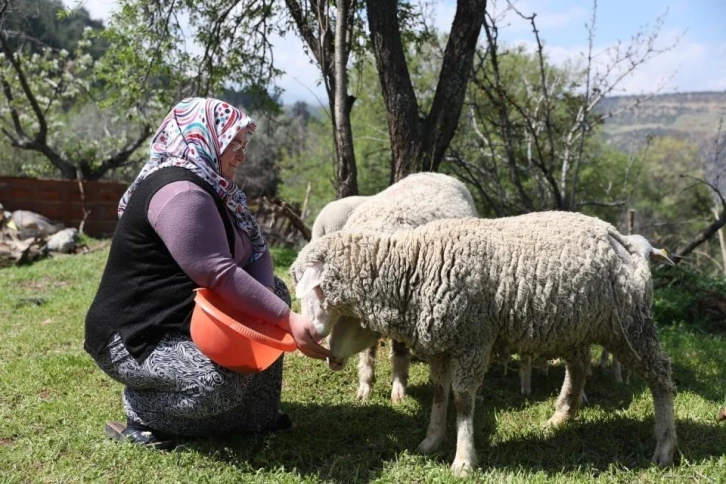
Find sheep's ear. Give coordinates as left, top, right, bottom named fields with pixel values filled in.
left=295, top=262, right=324, bottom=299
left=651, top=248, right=675, bottom=266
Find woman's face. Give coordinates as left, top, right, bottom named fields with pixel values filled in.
left=219, top=131, right=247, bottom=180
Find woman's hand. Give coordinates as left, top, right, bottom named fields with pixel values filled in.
left=278, top=310, right=331, bottom=360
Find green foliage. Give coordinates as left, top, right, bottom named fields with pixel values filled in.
left=630, top=136, right=713, bottom=245
left=5, top=0, right=107, bottom=56
left=574, top=141, right=633, bottom=225
left=277, top=54, right=394, bottom=222
left=0, top=30, right=154, bottom=178
left=0, top=1, right=156, bottom=180
left=278, top=113, right=337, bottom=219
left=653, top=264, right=726, bottom=334
left=446, top=45, right=613, bottom=216
left=349, top=56, right=393, bottom=195
left=96, top=0, right=286, bottom=113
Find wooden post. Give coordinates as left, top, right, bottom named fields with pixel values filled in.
left=76, top=174, right=92, bottom=236
left=300, top=182, right=312, bottom=222
left=712, top=207, right=726, bottom=274
left=627, top=209, right=635, bottom=235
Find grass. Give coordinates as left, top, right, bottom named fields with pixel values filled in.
left=1, top=247, right=726, bottom=483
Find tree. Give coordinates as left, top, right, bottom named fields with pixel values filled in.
left=672, top=119, right=726, bottom=268
left=236, top=104, right=312, bottom=198
left=444, top=1, right=677, bottom=221
left=0, top=0, right=152, bottom=180
left=278, top=111, right=337, bottom=219
left=96, top=0, right=490, bottom=195
left=365, top=0, right=487, bottom=182
left=284, top=0, right=359, bottom=197
left=4, top=0, right=107, bottom=56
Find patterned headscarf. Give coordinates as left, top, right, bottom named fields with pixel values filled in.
left=118, top=97, right=266, bottom=261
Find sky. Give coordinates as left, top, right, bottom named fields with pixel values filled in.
left=65, top=0, right=726, bottom=105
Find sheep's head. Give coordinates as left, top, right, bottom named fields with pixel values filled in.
left=627, top=234, right=676, bottom=266
left=291, top=234, right=380, bottom=371
left=293, top=260, right=339, bottom=339
left=327, top=316, right=380, bottom=371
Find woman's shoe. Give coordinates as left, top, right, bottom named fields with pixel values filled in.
left=267, top=411, right=297, bottom=433
left=104, top=421, right=176, bottom=450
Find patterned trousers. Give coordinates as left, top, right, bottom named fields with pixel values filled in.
left=95, top=278, right=291, bottom=437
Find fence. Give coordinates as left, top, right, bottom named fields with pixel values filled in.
left=0, top=176, right=307, bottom=245
left=0, top=176, right=128, bottom=237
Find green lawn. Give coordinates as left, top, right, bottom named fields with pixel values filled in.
left=1, top=247, right=725, bottom=483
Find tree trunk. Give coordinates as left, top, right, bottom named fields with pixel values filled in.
left=285, top=0, right=358, bottom=197
left=333, top=0, right=358, bottom=198
left=712, top=207, right=726, bottom=274
left=366, top=0, right=487, bottom=182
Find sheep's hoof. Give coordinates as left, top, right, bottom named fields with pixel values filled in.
left=545, top=412, right=569, bottom=428
left=451, top=458, right=474, bottom=477
left=417, top=435, right=443, bottom=454
left=391, top=381, right=407, bottom=403
left=356, top=383, right=372, bottom=400
left=652, top=440, right=676, bottom=467
left=580, top=391, right=588, bottom=404
left=520, top=386, right=531, bottom=396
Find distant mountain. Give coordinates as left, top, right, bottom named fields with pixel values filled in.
left=598, top=91, right=726, bottom=154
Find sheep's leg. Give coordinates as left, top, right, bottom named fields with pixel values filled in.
left=598, top=347, right=625, bottom=383
left=418, top=356, right=451, bottom=454
left=357, top=343, right=377, bottom=400
left=390, top=340, right=410, bottom=403
left=612, top=357, right=624, bottom=383
left=546, top=349, right=590, bottom=427
left=611, top=325, right=677, bottom=467
left=598, top=347, right=610, bottom=368
left=449, top=351, right=488, bottom=477
left=519, top=355, right=532, bottom=396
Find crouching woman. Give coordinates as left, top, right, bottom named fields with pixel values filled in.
left=84, top=97, right=329, bottom=448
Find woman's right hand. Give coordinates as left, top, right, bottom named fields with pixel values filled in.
left=278, top=310, right=331, bottom=360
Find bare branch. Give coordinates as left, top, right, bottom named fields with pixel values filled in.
left=679, top=174, right=726, bottom=212
left=0, top=27, right=49, bottom=144
left=263, top=196, right=311, bottom=241
left=480, top=11, right=534, bottom=210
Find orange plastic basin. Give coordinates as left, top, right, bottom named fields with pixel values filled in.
left=190, top=288, right=297, bottom=373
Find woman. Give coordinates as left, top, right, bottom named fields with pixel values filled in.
left=84, top=97, right=329, bottom=448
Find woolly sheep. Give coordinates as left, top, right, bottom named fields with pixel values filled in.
left=336, top=172, right=478, bottom=403
left=292, top=211, right=677, bottom=476
left=311, top=196, right=370, bottom=240
left=519, top=235, right=675, bottom=394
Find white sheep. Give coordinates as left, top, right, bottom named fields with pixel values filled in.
left=336, top=172, right=478, bottom=403
left=311, top=196, right=370, bottom=240
left=292, top=211, right=677, bottom=476
left=518, top=234, right=675, bottom=394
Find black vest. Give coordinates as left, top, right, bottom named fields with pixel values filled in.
left=84, top=167, right=235, bottom=363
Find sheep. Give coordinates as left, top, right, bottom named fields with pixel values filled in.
left=519, top=235, right=675, bottom=394
left=599, top=236, right=674, bottom=383
left=292, top=211, right=677, bottom=476
left=311, top=196, right=370, bottom=240
left=335, top=172, right=478, bottom=403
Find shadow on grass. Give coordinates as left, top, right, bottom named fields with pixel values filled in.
left=477, top=416, right=725, bottom=474
left=180, top=401, right=428, bottom=482
left=406, top=362, right=638, bottom=415
left=177, top=401, right=723, bottom=481
left=670, top=360, right=726, bottom=404
left=173, top=349, right=723, bottom=481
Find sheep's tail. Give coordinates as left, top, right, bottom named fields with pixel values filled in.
left=606, top=229, right=652, bottom=362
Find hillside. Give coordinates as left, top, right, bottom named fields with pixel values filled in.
left=599, top=91, right=726, bottom=153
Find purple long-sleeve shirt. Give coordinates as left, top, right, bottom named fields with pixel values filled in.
left=148, top=181, right=289, bottom=325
